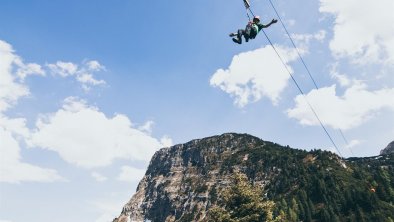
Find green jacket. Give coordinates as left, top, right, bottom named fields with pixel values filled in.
left=249, top=22, right=266, bottom=38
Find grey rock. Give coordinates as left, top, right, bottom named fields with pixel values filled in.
left=380, top=141, right=394, bottom=155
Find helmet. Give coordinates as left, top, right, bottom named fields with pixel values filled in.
left=253, top=16, right=260, bottom=21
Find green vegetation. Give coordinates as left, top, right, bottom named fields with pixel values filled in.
left=219, top=140, right=394, bottom=222
left=208, top=172, right=284, bottom=222
left=138, top=133, right=394, bottom=222
left=269, top=153, right=394, bottom=222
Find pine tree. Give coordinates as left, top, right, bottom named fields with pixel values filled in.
left=319, top=208, right=331, bottom=222
left=355, top=205, right=366, bottom=222
left=207, top=172, right=280, bottom=222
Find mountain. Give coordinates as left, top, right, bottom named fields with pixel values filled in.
left=381, top=141, right=394, bottom=155
left=113, top=133, right=394, bottom=222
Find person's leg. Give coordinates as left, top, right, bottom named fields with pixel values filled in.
left=232, top=38, right=241, bottom=44
left=237, top=29, right=244, bottom=43
left=230, top=29, right=244, bottom=44
left=232, top=29, right=243, bottom=44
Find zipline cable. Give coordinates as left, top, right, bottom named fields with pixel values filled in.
left=339, top=129, right=354, bottom=155
left=266, top=0, right=354, bottom=155
left=260, top=28, right=343, bottom=157
left=267, top=0, right=318, bottom=89
left=242, top=0, right=345, bottom=157
left=246, top=3, right=343, bottom=157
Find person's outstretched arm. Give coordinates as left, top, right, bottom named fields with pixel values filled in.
left=260, top=19, right=278, bottom=28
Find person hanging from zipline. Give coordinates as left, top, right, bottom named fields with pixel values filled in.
left=230, top=16, right=278, bottom=44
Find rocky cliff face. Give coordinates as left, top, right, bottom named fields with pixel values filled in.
left=380, top=141, right=394, bottom=155
left=113, top=133, right=394, bottom=222
left=113, top=133, right=270, bottom=222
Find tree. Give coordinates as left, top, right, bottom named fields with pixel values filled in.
left=355, top=205, right=366, bottom=222
left=319, top=208, right=331, bottom=222
left=208, top=172, right=281, bottom=222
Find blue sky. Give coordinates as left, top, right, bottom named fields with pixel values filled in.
left=1, top=0, right=393, bottom=221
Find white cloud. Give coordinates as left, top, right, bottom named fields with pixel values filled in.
left=0, top=40, right=44, bottom=112
left=0, top=126, right=64, bottom=183
left=47, top=61, right=78, bottom=77
left=76, top=72, right=105, bottom=86
left=210, top=45, right=298, bottom=107
left=28, top=97, right=167, bottom=168
left=86, top=60, right=105, bottom=71
left=1, top=40, right=105, bottom=110
left=117, top=166, right=145, bottom=182
left=0, top=40, right=63, bottom=184
left=160, top=135, right=173, bottom=148
left=15, top=61, right=45, bottom=80
left=91, top=172, right=108, bottom=182
left=0, top=115, right=30, bottom=138
left=138, top=120, right=154, bottom=135
left=47, top=60, right=106, bottom=90
left=320, top=0, right=394, bottom=64
left=329, top=63, right=352, bottom=87
left=291, top=30, right=326, bottom=45
left=16, top=61, right=45, bottom=81
left=287, top=83, right=394, bottom=130
left=288, top=30, right=327, bottom=57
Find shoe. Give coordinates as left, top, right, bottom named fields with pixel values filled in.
left=232, top=38, right=241, bottom=44
left=229, top=33, right=237, bottom=37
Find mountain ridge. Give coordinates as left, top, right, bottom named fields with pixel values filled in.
left=113, top=133, right=394, bottom=222
left=380, top=141, right=394, bottom=155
